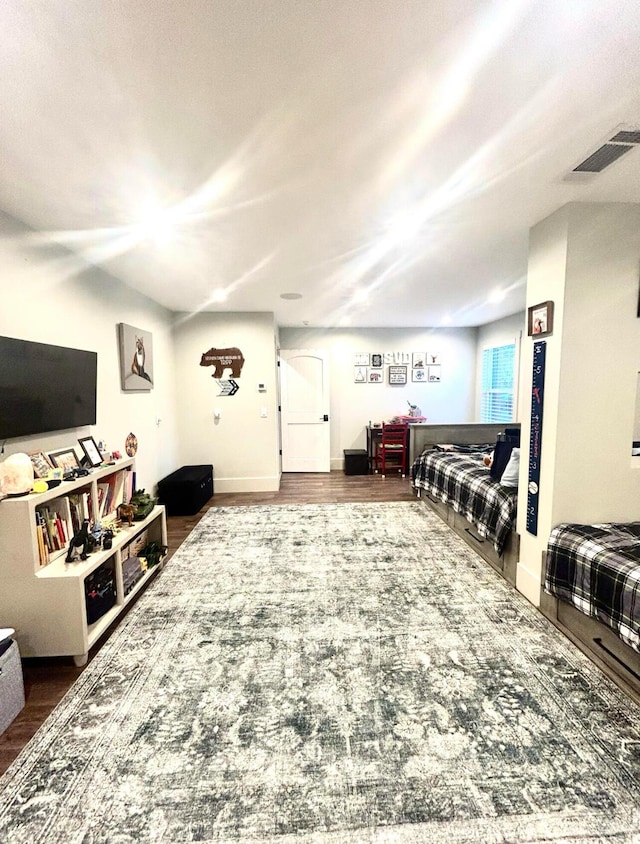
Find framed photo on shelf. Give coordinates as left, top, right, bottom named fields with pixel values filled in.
left=29, top=452, right=52, bottom=479
left=48, top=448, right=80, bottom=472
left=528, top=301, right=554, bottom=337
left=78, top=436, right=103, bottom=467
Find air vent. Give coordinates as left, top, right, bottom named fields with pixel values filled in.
left=568, top=126, right=640, bottom=178
left=573, top=143, right=634, bottom=173
left=609, top=130, right=640, bottom=145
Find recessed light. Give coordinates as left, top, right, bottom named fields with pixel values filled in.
left=280, top=292, right=303, bottom=300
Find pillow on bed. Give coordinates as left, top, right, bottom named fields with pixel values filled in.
left=489, top=441, right=514, bottom=482
left=500, top=447, right=520, bottom=488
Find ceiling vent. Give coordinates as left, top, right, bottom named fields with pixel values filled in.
left=564, top=126, right=640, bottom=182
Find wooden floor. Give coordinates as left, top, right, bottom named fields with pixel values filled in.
left=0, top=471, right=413, bottom=775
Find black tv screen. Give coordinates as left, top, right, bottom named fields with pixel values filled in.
left=0, top=336, right=97, bottom=440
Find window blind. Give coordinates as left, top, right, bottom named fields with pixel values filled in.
left=481, top=343, right=515, bottom=423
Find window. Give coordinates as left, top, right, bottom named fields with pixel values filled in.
left=481, top=343, right=515, bottom=423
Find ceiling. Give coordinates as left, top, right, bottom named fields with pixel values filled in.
left=2, top=0, right=640, bottom=328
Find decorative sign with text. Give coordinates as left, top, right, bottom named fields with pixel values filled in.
left=200, top=346, right=245, bottom=398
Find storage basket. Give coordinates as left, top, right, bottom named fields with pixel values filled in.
left=0, top=639, right=25, bottom=734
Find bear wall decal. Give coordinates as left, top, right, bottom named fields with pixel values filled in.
left=199, top=347, right=245, bottom=378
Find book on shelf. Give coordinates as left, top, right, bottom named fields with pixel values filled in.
left=66, top=492, right=89, bottom=535
left=97, top=483, right=109, bottom=519
left=35, top=514, right=49, bottom=566
left=35, top=500, right=72, bottom=557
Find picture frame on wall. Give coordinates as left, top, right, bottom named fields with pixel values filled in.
left=78, top=435, right=103, bottom=467
left=118, top=323, right=154, bottom=391
left=528, top=301, right=554, bottom=337
left=370, top=354, right=383, bottom=368
left=354, top=366, right=367, bottom=383
left=367, top=368, right=383, bottom=383
left=388, top=365, right=407, bottom=385
left=48, top=448, right=80, bottom=471
left=354, top=353, right=370, bottom=366
left=412, top=368, right=427, bottom=382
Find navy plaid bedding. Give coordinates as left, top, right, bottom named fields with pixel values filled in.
left=411, top=450, right=517, bottom=555
left=545, top=522, right=640, bottom=652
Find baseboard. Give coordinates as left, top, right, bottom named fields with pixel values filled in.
left=213, top=475, right=281, bottom=493
left=516, top=562, right=541, bottom=607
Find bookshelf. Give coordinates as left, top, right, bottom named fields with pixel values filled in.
left=0, top=458, right=167, bottom=666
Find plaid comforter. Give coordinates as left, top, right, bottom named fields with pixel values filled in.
left=411, top=450, right=517, bottom=555
left=545, top=522, right=640, bottom=652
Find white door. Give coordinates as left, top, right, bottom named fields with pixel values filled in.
left=280, top=349, right=330, bottom=472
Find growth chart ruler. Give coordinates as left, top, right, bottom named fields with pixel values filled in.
left=526, top=340, right=546, bottom=536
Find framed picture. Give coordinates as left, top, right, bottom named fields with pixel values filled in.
left=354, top=353, right=370, bottom=366
left=388, top=365, right=407, bottom=385
left=29, top=452, right=52, bottom=479
left=412, top=368, right=427, bottom=382
left=428, top=366, right=441, bottom=382
left=354, top=366, right=367, bottom=383
left=48, top=448, right=80, bottom=471
left=427, top=351, right=441, bottom=365
left=367, top=368, right=383, bottom=383
left=528, top=301, right=554, bottom=337
left=78, top=436, right=103, bottom=467
left=118, top=323, right=154, bottom=391
left=370, top=354, right=383, bottom=368
left=412, top=353, right=426, bottom=369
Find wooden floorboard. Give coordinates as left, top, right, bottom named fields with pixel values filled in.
left=0, top=471, right=412, bottom=775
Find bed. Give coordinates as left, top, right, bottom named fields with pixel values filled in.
left=542, top=521, right=640, bottom=700
left=411, top=440, right=520, bottom=586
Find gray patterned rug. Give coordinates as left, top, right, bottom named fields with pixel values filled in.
left=1, top=502, right=640, bottom=843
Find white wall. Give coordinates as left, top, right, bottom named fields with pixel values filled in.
left=0, top=212, right=178, bottom=492
left=517, top=202, right=640, bottom=605
left=279, top=326, right=478, bottom=468
left=475, top=312, right=525, bottom=421
left=172, top=311, right=280, bottom=492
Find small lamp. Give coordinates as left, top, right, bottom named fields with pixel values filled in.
left=0, top=453, right=35, bottom=497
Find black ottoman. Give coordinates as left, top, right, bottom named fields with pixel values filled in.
left=343, top=449, right=369, bottom=475
left=157, top=464, right=214, bottom=516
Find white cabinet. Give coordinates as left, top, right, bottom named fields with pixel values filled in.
left=0, top=458, right=166, bottom=666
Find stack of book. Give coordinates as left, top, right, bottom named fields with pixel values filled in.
left=35, top=502, right=72, bottom=565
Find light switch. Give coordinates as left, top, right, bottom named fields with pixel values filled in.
left=260, top=407, right=267, bottom=418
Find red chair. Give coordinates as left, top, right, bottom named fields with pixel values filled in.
left=374, top=422, right=408, bottom=478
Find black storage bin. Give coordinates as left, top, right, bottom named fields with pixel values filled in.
left=84, top=562, right=116, bottom=626
left=344, top=449, right=369, bottom=476
left=157, top=464, right=214, bottom=516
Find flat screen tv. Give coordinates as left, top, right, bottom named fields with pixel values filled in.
left=0, top=336, right=97, bottom=440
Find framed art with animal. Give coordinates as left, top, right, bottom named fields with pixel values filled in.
left=118, top=323, right=154, bottom=391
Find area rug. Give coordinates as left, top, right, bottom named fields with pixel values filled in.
left=1, top=502, right=640, bottom=843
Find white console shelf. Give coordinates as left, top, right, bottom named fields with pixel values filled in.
left=0, top=458, right=167, bottom=666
